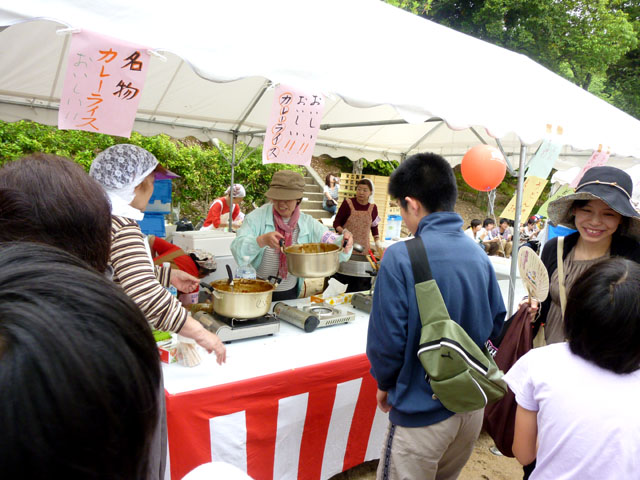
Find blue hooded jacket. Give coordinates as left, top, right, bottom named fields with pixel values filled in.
left=366, top=212, right=506, bottom=427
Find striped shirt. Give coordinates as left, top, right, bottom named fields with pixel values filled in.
left=110, top=215, right=187, bottom=332
left=256, top=224, right=299, bottom=292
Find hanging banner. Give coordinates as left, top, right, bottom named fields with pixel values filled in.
left=58, top=30, right=149, bottom=138
left=525, top=139, right=562, bottom=179
left=262, top=84, right=324, bottom=166
left=570, top=149, right=610, bottom=188
left=500, top=176, right=548, bottom=221
left=537, top=184, right=574, bottom=218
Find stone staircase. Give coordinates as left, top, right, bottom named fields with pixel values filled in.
left=301, top=166, right=332, bottom=220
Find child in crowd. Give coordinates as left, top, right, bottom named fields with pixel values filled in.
left=505, top=257, right=640, bottom=479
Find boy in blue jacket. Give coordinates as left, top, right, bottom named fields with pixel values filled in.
left=366, top=153, right=506, bottom=480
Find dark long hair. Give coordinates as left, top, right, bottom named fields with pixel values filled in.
left=0, top=243, right=160, bottom=478
left=0, top=153, right=112, bottom=272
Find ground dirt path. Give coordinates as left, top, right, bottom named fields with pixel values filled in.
left=330, top=432, right=522, bottom=480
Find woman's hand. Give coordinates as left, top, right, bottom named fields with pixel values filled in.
left=374, top=239, right=385, bottom=255
left=257, top=231, right=284, bottom=249
left=342, top=229, right=354, bottom=252
left=179, top=316, right=227, bottom=364
left=519, top=297, right=540, bottom=322
left=197, top=330, right=227, bottom=364
left=170, top=269, right=199, bottom=293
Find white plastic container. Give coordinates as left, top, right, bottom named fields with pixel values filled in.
left=385, top=215, right=402, bottom=240
left=172, top=230, right=236, bottom=257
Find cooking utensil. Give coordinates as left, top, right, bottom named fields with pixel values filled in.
left=209, top=278, right=275, bottom=318
left=283, top=242, right=341, bottom=278
left=225, top=264, right=234, bottom=290
left=367, top=249, right=379, bottom=269
left=352, top=242, right=364, bottom=253
left=517, top=246, right=549, bottom=303
left=365, top=255, right=378, bottom=272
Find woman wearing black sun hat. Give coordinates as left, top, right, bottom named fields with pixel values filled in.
left=521, top=165, right=640, bottom=479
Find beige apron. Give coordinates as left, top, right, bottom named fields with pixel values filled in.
left=343, top=198, right=374, bottom=252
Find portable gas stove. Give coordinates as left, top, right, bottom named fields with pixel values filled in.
left=193, top=311, right=279, bottom=343
left=273, top=302, right=355, bottom=332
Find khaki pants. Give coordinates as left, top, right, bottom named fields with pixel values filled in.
left=376, top=409, right=483, bottom=480
left=501, top=239, right=513, bottom=258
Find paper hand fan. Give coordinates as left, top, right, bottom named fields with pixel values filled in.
left=517, top=246, right=549, bottom=302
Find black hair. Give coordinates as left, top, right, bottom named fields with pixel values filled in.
left=526, top=217, right=536, bottom=225
left=564, top=257, right=640, bottom=374
left=469, top=219, right=481, bottom=229
left=388, top=153, right=457, bottom=212
left=0, top=243, right=161, bottom=479
left=483, top=217, right=495, bottom=228
left=499, top=218, right=510, bottom=225
left=0, top=153, right=112, bottom=272
left=356, top=178, right=373, bottom=191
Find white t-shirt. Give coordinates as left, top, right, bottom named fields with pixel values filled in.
left=464, top=227, right=476, bottom=240
left=504, top=343, right=640, bottom=480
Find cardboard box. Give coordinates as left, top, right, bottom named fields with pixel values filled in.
left=310, top=292, right=354, bottom=306
left=157, top=339, right=178, bottom=364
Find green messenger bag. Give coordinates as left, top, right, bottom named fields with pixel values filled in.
left=406, top=237, right=507, bottom=413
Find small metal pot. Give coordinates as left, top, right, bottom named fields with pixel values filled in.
left=283, top=242, right=341, bottom=278
left=209, top=279, right=275, bottom=318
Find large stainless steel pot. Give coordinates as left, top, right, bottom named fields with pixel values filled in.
left=283, top=243, right=341, bottom=278
left=337, top=254, right=373, bottom=278
left=209, top=279, right=275, bottom=318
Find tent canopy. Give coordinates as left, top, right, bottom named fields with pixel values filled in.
left=1, top=0, right=640, bottom=170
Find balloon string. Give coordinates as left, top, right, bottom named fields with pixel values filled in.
left=487, top=189, right=496, bottom=217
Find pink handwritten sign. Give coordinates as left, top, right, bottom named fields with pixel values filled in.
left=58, top=30, right=149, bottom=138
left=570, top=150, right=610, bottom=188
left=262, top=84, right=324, bottom=166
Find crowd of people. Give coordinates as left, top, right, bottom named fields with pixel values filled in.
left=0, top=143, right=638, bottom=480
left=464, top=215, right=548, bottom=259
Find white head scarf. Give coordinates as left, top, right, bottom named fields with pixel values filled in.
left=90, top=144, right=159, bottom=221
left=361, top=178, right=375, bottom=203
left=225, top=184, right=246, bottom=198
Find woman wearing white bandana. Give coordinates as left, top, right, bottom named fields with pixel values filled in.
left=90, top=144, right=226, bottom=363
left=201, top=183, right=246, bottom=230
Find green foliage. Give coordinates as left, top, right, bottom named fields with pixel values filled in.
left=0, top=120, right=302, bottom=222
left=391, top=0, right=640, bottom=119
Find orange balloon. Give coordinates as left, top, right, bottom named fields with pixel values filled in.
left=461, top=145, right=507, bottom=191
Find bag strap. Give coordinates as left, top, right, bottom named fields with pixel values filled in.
left=557, top=236, right=567, bottom=318
left=406, top=237, right=433, bottom=284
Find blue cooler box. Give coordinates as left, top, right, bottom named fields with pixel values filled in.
left=138, top=213, right=166, bottom=237
left=146, top=179, right=172, bottom=214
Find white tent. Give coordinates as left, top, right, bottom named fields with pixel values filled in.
left=2, top=0, right=640, bottom=312
left=1, top=0, right=640, bottom=167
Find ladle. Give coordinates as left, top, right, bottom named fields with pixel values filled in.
left=225, top=264, right=235, bottom=291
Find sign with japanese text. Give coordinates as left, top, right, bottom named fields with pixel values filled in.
left=525, top=139, right=562, bottom=180
left=262, top=84, right=324, bottom=166
left=58, top=30, right=149, bottom=138
left=500, top=176, right=548, bottom=221
left=536, top=184, right=574, bottom=218
left=570, top=150, right=610, bottom=188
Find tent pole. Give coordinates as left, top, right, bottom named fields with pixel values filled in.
left=508, top=143, right=527, bottom=315
left=228, top=132, right=239, bottom=232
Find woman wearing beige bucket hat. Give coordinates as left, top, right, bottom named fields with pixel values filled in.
left=528, top=166, right=640, bottom=346
left=231, top=170, right=353, bottom=301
